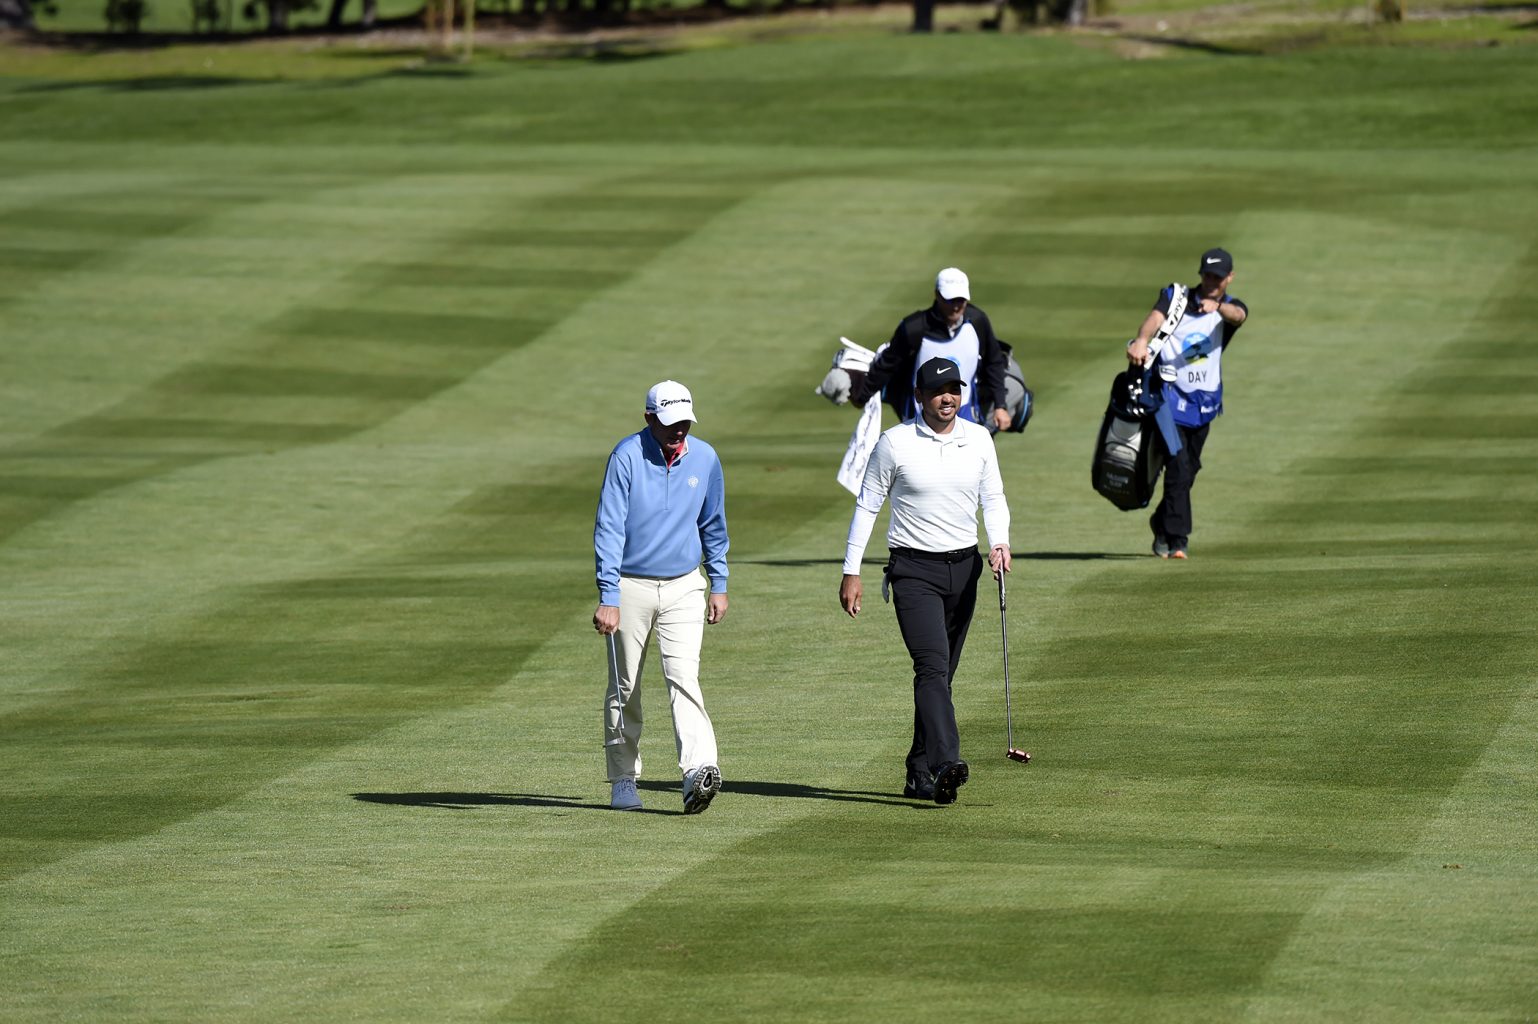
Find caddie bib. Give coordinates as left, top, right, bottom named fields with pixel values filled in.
left=914, top=324, right=984, bottom=422
left=1161, top=306, right=1226, bottom=426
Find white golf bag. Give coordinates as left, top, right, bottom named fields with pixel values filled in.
left=816, top=338, right=886, bottom=496
left=814, top=337, right=878, bottom=406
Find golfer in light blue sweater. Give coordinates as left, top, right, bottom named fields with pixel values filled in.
left=593, top=380, right=729, bottom=814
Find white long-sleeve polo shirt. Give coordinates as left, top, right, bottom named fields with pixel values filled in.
left=842, top=416, right=1010, bottom=575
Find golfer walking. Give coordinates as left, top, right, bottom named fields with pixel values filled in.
left=850, top=267, right=1015, bottom=432
left=1126, top=248, right=1249, bottom=559
left=839, top=357, right=1012, bottom=804
left=593, top=380, right=728, bottom=814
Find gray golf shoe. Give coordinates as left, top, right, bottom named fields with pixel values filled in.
left=610, top=777, right=642, bottom=811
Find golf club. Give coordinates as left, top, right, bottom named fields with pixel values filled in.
left=998, top=570, right=1032, bottom=764
left=604, top=630, right=626, bottom=747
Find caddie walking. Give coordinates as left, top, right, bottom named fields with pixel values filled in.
left=1126, top=248, right=1249, bottom=559
left=593, top=380, right=729, bottom=814
left=849, top=267, right=1015, bottom=432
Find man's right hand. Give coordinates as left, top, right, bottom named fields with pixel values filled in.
left=1127, top=337, right=1151, bottom=366
left=839, top=575, right=862, bottom=618
left=594, top=604, right=619, bottom=634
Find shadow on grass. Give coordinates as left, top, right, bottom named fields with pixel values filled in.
left=1121, top=33, right=1262, bottom=56
left=736, top=552, right=1144, bottom=568
left=352, top=790, right=690, bottom=816
left=639, top=778, right=927, bottom=808
left=353, top=780, right=936, bottom=814
left=355, top=791, right=591, bottom=810
left=1019, top=550, right=1146, bottom=561
left=381, top=63, right=477, bottom=79
left=17, top=74, right=271, bottom=93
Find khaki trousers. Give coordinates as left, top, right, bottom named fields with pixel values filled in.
left=604, top=569, right=718, bottom=782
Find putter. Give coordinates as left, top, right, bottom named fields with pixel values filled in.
left=604, top=631, right=626, bottom=747
left=998, top=570, right=1032, bottom=764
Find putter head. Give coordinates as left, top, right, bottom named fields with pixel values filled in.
left=1006, top=748, right=1032, bottom=764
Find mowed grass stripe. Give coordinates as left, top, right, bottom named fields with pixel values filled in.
left=0, top=171, right=759, bottom=879
left=0, top=172, right=1018, bottom=1018
left=3, top=167, right=953, bottom=891
left=1232, top=246, right=1538, bottom=1016
left=505, top=173, right=1538, bottom=1022
left=0, top=173, right=747, bottom=546
left=1, top=36, right=1535, bottom=1023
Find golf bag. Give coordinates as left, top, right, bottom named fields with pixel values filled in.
left=1091, top=283, right=1190, bottom=510
left=996, top=341, right=1033, bottom=435
left=814, top=337, right=879, bottom=406
left=1091, top=367, right=1165, bottom=511
left=819, top=336, right=1032, bottom=434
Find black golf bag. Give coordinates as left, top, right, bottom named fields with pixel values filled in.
left=1091, top=368, right=1165, bottom=511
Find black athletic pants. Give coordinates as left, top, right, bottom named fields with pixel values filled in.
left=1152, top=422, right=1211, bottom=549
left=887, top=547, right=983, bottom=783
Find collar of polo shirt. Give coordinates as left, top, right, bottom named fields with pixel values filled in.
left=915, top=416, right=967, bottom=443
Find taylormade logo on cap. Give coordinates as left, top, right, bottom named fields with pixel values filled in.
left=935, top=267, right=970, bottom=301
left=645, top=380, right=697, bottom=426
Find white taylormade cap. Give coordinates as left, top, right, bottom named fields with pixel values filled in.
left=935, top=267, right=970, bottom=301
left=645, top=380, right=697, bottom=426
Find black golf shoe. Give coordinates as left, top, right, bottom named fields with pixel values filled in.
left=932, top=761, right=970, bottom=805
left=902, top=774, right=934, bottom=800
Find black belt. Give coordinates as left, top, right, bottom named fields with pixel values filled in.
left=889, top=546, right=978, bottom=564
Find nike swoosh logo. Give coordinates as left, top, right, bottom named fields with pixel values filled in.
left=1205, top=258, right=1222, bottom=264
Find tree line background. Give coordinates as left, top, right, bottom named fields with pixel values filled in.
left=2, top=0, right=1094, bottom=36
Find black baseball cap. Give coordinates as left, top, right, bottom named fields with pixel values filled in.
left=1199, top=248, right=1233, bottom=276
left=916, top=357, right=966, bottom=392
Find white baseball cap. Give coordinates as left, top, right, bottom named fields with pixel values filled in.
left=645, top=380, right=697, bottom=426
left=935, top=267, right=970, bottom=301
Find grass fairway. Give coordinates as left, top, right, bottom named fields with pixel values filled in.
left=3, top=18, right=1537, bottom=1022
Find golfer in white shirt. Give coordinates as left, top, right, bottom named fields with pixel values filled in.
left=839, top=357, right=1012, bottom=805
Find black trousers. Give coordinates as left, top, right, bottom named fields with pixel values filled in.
left=887, top=548, right=983, bottom=781
left=1152, top=422, right=1211, bottom=549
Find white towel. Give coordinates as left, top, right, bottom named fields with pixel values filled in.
left=837, top=396, right=883, bottom=496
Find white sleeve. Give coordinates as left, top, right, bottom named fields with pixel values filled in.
left=843, top=433, right=896, bottom=575
left=977, top=431, right=1011, bottom=549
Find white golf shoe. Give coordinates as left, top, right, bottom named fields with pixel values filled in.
left=610, top=777, right=642, bottom=811
left=682, top=765, right=721, bottom=815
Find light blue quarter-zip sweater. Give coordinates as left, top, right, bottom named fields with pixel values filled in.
left=594, top=429, right=729, bottom=607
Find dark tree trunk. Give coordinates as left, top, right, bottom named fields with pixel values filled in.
left=325, top=0, right=374, bottom=26
left=268, top=0, right=290, bottom=30
left=911, top=0, right=933, bottom=32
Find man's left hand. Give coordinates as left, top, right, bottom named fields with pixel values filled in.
left=706, top=593, right=729, bottom=625
left=991, top=407, right=1013, bottom=432
left=990, top=544, right=1012, bottom=579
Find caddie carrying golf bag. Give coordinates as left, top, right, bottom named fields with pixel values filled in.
left=1091, top=367, right=1165, bottom=511
left=1091, top=282, right=1190, bottom=511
